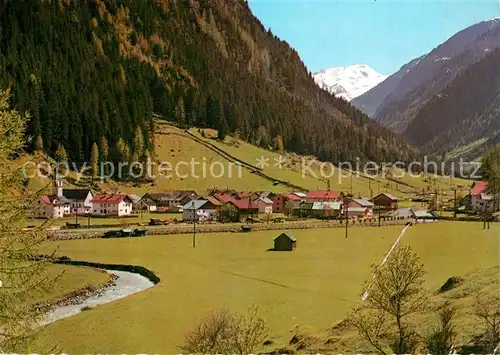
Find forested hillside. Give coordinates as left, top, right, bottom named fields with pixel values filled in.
left=365, top=19, right=500, bottom=134
left=404, top=48, right=500, bottom=156
left=0, top=0, right=418, bottom=164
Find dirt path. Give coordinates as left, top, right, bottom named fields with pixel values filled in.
left=361, top=222, right=413, bottom=301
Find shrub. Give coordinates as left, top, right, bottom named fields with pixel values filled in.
left=180, top=305, right=268, bottom=354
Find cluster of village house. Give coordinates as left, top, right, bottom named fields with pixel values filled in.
left=34, top=179, right=495, bottom=221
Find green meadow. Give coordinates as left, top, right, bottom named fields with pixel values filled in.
left=37, top=221, right=499, bottom=353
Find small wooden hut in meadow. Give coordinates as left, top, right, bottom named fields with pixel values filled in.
left=273, top=233, right=297, bottom=251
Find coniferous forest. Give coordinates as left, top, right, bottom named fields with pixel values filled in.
left=0, top=0, right=419, bottom=164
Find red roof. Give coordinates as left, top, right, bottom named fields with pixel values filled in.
left=203, top=196, right=222, bottom=206
left=281, top=193, right=302, bottom=201
left=229, top=199, right=258, bottom=210
left=306, top=190, right=340, bottom=199
left=92, top=194, right=130, bottom=204
left=235, top=191, right=252, bottom=199
left=39, top=195, right=53, bottom=205
left=471, top=181, right=488, bottom=196
left=214, top=193, right=237, bottom=204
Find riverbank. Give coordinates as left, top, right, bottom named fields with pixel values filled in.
left=41, top=261, right=159, bottom=325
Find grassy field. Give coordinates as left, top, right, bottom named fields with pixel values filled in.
left=35, top=221, right=499, bottom=353
left=39, top=264, right=111, bottom=304
left=112, top=123, right=290, bottom=194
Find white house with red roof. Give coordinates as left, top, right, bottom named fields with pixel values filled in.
left=34, top=194, right=70, bottom=219
left=34, top=180, right=71, bottom=219
left=91, top=194, right=134, bottom=216
left=471, top=181, right=494, bottom=213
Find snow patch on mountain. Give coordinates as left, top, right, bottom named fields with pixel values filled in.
left=313, top=64, right=388, bottom=101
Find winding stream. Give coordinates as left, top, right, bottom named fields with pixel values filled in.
left=41, top=269, right=155, bottom=325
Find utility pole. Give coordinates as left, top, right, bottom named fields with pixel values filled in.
left=481, top=203, right=490, bottom=230
left=378, top=204, right=381, bottom=227
left=483, top=204, right=486, bottom=230
left=343, top=194, right=352, bottom=238
left=192, top=200, right=196, bottom=248
left=344, top=200, right=348, bottom=239
left=75, top=199, right=78, bottom=226
left=248, top=195, right=253, bottom=224
left=453, top=188, right=457, bottom=219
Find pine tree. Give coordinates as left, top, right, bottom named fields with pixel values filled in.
left=100, top=136, right=109, bottom=162
left=54, top=144, right=68, bottom=175
left=116, top=138, right=130, bottom=162
left=115, top=138, right=130, bottom=178
left=54, top=144, right=68, bottom=162
left=91, top=142, right=99, bottom=181
left=206, top=95, right=221, bottom=128
left=175, top=97, right=186, bottom=128
left=133, top=126, right=144, bottom=160
left=218, top=116, right=229, bottom=141
left=255, top=126, right=270, bottom=148
left=273, top=135, right=284, bottom=154
left=35, top=135, right=44, bottom=153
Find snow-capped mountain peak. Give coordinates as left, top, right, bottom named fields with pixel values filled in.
left=313, top=64, right=388, bottom=101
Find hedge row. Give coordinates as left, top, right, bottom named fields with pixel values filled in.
left=54, top=257, right=160, bottom=284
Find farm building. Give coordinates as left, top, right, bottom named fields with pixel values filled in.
left=470, top=181, right=495, bottom=213
left=272, top=193, right=303, bottom=213
left=62, top=188, right=94, bottom=215
left=182, top=199, right=217, bottom=221
left=305, top=190, right=341, bottom=203
left=346, top=198, right=374, bottom=218
left=141, top=191, right=197, bottom=212
left=392, top=207, right=434, bottom=221
left=34, top=195, right=71, bottom=219
left=273, top=233, right=297, bottom=251
left=311, top=201, right=342, bottom=218
left=228, top=199, right=259, bottom=216
left=140, top=193, right=170, bottom=211
left=371, top=193, right=399, bottom=210
left=254, top=196, right=274, bottom=214
left=91, top=194, right=134, bottom=217
left=135, top=198, right=156, bottom=212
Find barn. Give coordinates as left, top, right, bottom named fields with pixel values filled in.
left=273, top=233, right=297, bottom=251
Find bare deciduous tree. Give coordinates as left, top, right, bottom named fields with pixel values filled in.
left=180, top=305, right=268, bottom=354
left=425, top=303, right=456, bottom=354
left=352, top=245, right=428, bottom=355
left=474, top=293, right=500, bottom=353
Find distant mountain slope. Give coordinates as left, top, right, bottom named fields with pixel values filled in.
left=403, top=48, right=500, bottom=155
left=351, top=57, right=422, bottom=117
left=0, top=0, right=417, bottom=164
left=354, top=18, right=500, bottom=128
left=313, top=64, right=387, bottom=101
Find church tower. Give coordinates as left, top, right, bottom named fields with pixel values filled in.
left=52, top=178, right=63, bottom=197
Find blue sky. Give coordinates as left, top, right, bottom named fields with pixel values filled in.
left=248, top=1, right=500, bottom=74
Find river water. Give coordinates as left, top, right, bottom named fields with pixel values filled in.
left=41, top=269, right=155, bottom=325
